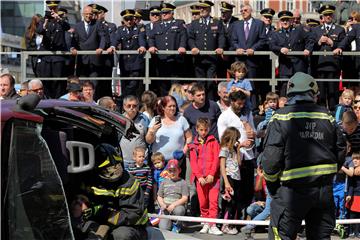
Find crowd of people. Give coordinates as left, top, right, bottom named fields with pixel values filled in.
left=1, top=0, right=360, bottom=239
left=22, top=0, right=360, bottom=109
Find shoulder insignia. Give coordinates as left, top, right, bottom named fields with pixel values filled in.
left=140, top=27, right=145, bottom=32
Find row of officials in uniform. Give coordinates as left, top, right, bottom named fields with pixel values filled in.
left=29, top=0, right=360, bottom=110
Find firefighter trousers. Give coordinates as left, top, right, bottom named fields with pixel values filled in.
left=268, top=181, right=335, bottom=240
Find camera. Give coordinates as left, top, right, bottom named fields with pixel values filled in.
left=44, top=11, right=54, bottom=19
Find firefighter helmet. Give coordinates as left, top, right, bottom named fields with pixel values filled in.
left=286, top=72, right=319, bottom=96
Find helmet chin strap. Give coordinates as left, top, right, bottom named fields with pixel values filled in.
left=99, top=164, right=123, bottom=182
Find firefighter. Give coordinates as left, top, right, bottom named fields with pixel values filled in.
left=82, top=143, right=148, bottom=240
left=260, top=72, right=346, bottom=240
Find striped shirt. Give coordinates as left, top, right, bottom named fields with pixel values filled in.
left=128, top=164, right=153, bottom=195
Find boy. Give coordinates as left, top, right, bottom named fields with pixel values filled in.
left=226, top=61, right=252, bottom=109
left=188, top=117, right=222, bottom=235
left=127, top=147, right=153, bottom=207
left=157, top=159, right=189, bottom=233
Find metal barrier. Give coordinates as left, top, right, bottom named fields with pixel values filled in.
left=1, top=50, right=359, bottom=92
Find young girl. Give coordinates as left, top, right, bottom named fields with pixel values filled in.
left=335, top=89, right=354, bottom=123
left=169, top=83, right=186, bottom=108
left=346, top=152, right=360, bottom=238
left=219, top=127, right=243, bottom=235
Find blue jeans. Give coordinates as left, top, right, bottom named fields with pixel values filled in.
left=245, top=190, right=272, bottom=230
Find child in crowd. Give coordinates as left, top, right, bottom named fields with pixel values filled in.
left=335, top=89, right=354, bottom=123
left=188, top=118, right=222, bottom=235
left=278, top=97, right=287, bottom=108
left=157, top=159, right=189, bottom=233
left=151, top=152, right=166, bottom=193
left=219, top=127, right=243, bottom=235
left=127, top=147, right=153, bottom=208
left=227, top=61, right=252, bottom=109
left=241, top=164, right=272, bottom=237
left=346, top=152, right=360, bottom=238
left=256, top=92, right=279, bottom=152
left=140, top=90, right=157, bottom=121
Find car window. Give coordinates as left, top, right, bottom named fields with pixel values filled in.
left=4, top=119, right=74, bottom=240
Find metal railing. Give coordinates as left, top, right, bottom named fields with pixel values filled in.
left=1, top=50, right=359, bottom=92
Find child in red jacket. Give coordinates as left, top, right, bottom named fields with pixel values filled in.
left=188, top=117, right=222, bottom=235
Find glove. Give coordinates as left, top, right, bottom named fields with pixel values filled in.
left=82, top=205, right=103, bottom=221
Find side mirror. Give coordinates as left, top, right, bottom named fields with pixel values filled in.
left=66, top=141, right=95, bottom=173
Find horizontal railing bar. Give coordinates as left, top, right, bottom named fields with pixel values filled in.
left=1, top=50, right=360, bottom=56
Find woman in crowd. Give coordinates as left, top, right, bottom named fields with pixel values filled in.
left=146, top=95, right=192, bottom=162
left=25, top=14, right=43, bottom=77
left=140, top=90, right=158, bottom=121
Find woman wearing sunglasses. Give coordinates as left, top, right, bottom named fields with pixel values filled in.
left=353, top=94, right=360, bottom=122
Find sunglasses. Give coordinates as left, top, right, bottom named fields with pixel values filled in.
left=123, top=17, right=134, bottom=21
left=240, top=9, right=249, bottom=13
left=125, top=104, right=138, bottom=109
left=150, top=13, right=160, bottom=16
left=354, top=106, right=360, bottom=110
left=161, top=11, right=171, bottom=15
left=30, top=87, right=43, bottom=92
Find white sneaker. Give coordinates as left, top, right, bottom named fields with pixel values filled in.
left=227, top=227, right=238, bottom=235
left=199, top=223, right=210, bottom=234
left=208, top=225, right=223, bottom=235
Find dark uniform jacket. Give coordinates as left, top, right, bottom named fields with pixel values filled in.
left=36, top=18, right=70, bottom=62
left=72, top=20, right=107, bottom=66
left=339, top=23, right=360, bottom=51
left=148, top=19, right=187, bottom=61
left=231, top=18, right=267, bottom=68
left=270, top=26, right=315, bottom=77
left=188, top=17, right=226, bottom=52
left=219, top=16, right=238, bottom=50
left=312, top=23, right=345, bottom=72
left=261, top=101, right=346, bottom=190
left=188, top=17, right=226, bottom=65
left=111, top=25, right=146, bottom=72
left=100, top=20, right=117, bottom=68
left=87, top=171, right=148, bottom=227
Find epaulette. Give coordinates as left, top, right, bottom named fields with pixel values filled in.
left=140, top=26, right=145, bottom=32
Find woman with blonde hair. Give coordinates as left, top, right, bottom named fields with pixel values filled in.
left=169, top=83, right=186, bottom=108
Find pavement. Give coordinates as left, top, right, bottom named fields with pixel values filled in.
left=149, top=223, right=346, bottom=240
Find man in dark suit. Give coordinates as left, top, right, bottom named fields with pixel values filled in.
left=107, top=9, right=146, bottom=98
left=258, top=8, right=276, bottom=95
left=217, top=1, right=239, bottom=78
left=36, top=0, right=70, bottom=98
left=145, top=6, right=161, bottom=80
left=188, top=0, right=225, bottom=100
left=231, top=3, right=266, bottom=107
left=269, top=11, right=315, bottom=96
left=91, top=4, right=117, bottom=97
left=148, top=3, right=187, bottom=96
left=334, top=21, right=360, bottom=81
left=71, top=5, right=106, bottom=100
left=312, top=5, right=345, bottom=110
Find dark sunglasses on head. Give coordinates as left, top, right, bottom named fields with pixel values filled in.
left=354, top=100, right=360, bottom=104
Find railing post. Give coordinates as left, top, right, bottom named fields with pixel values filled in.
left=269, top=52, right=278, bottom=92
left=20, top=51, right=28, bottom=83
left=144, top=52, right=151, bottom=91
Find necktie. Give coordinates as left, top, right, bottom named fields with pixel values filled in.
left=245, top=21, right=250, bottom=40
left=285, top=30, right=289, bottom=38
left=85, top=23, right=89, bottom=35
left=326, top=25, right=330, bottom=32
